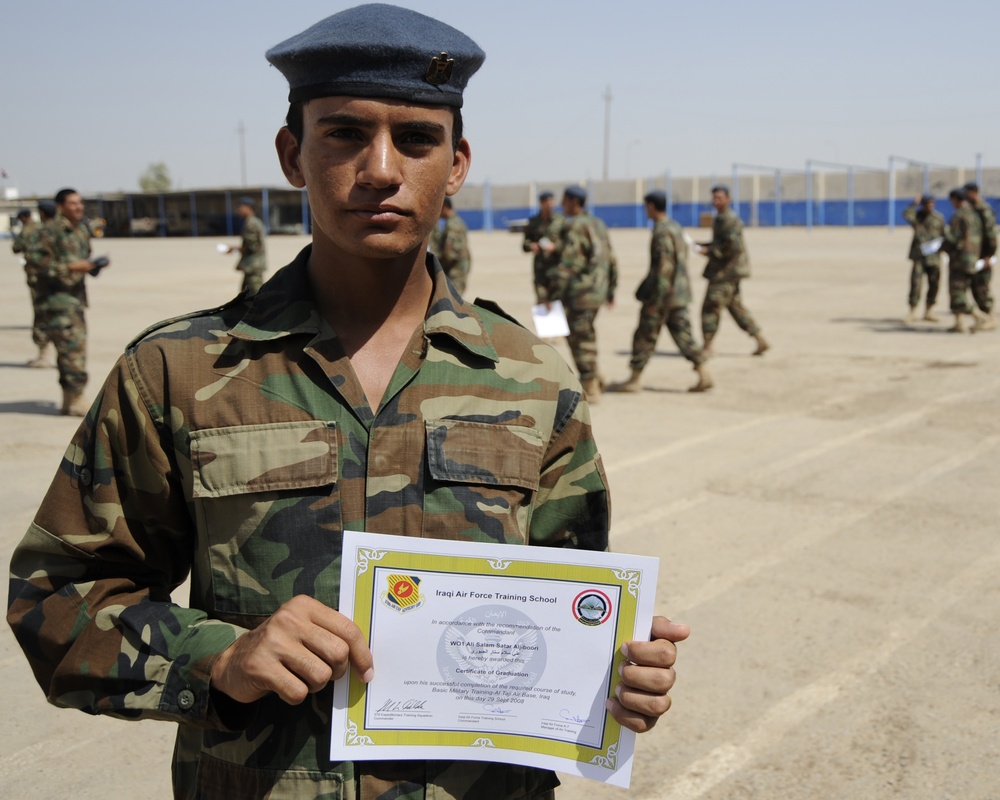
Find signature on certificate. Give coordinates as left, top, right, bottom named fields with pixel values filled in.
left=559, top=709, right=591, bottom=725
left=376, top=698, right=429, bottom=713
left=483, top=704, right=514, bottom=715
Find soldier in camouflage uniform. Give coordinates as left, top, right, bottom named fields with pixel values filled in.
left=11, top=205, right=57, bottom=367
left=429, top=196, right=471, bottom=294
left=522, top=191, right=563, bottom=303
left=7, top=6, right=687, bottom=800
left=942, top=187, right=983, bottom=333
left=963, top=182, right=997, bottom=331
left=697, top=185, right=768, bottom=357
left=228, top=197, right=268, bottom=295
left=902, top=194, right=946, bottom=322
left=609, top=191, right=711, bottom=394
left=548, top=185, right=617, bottom=403
left=35, top=188, right=109, bottom=415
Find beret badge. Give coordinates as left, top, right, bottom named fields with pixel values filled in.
left=425, top=51, right=455, bottom=85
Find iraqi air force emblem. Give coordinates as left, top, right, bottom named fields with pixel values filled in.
left=382, top=574, right=425, bottom=614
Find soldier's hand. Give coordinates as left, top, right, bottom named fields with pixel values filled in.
left=529, top=242, right=541, bottom=254
left=211, top=595, right=374, bottom=706
left=606, top=615, right=690, bottom=733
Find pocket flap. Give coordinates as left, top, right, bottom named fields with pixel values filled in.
left=425, top=419, right=543, bottom=491
left=190, top=421, right=338, bottom=499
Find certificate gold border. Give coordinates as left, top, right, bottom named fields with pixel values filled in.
left=344, top=545, right=646, bottom=772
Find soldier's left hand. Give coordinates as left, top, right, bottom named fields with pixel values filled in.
left=606, top=615, right=690, bottom=733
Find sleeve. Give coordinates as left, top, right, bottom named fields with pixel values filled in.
left=6, top=352, right=249, bottom=728
left=44, top=226, right=88, bottom=289
left=529, top=381, right=610, bottom=553
left=522, top=217, right=538, bottom=252
left=707, top=214, right=741, bottom=263
left=902, top=204, right=918, bottom=228
left=242, top=219, right=264, bottom=255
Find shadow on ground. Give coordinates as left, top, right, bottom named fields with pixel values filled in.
left=0, top=400, right=61, bottom=415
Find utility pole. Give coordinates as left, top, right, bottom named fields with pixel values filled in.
left=602, top=85, right=612, bottom=181
left=238, top=120, right=247, bottom=187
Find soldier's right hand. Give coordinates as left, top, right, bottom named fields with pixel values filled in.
left=210, top=595, right=374, bottom=705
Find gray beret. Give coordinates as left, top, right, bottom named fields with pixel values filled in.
left=265, top=3, right=485, bottom=108
left=919, top=193, right=935, bottom=205
left=37, top=201, right=57, bottom=216
left=963, top=181, right=979, bottom=193
left=538, top=191, right=554, bottom=201
left=711, top=184, right=730, bottom=196
left=563, top=185, right=587, bottom=203
left=237, top=196, right=255, bottom=208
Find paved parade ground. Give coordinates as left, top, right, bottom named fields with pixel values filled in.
left=2, top=227, right=998, bottom=798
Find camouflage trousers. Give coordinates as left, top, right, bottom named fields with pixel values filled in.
left=948, top=268, right=974, bottom=314
left=701, top=279, right=760, bottom=338
left=908, top=261, right=940, bottom=308
left=972, top=267, right=993, bottom=313
left=241, top=269, right=266, bottom=297
left=38, top=306, right=87, bottom=392
left=27, top=282, right=53, bottom=349
left=629, top=302, right=704, bottom=371
left=566, top=305, right=600, bottom=381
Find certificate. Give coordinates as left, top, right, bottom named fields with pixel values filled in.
left=530, top=300, right=570, bottom=338
left=332, top=531, right=659, bottom=788
left=920, top=237, right=944, bottom=256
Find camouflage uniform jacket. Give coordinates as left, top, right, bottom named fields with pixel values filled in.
left=37, top=213, right=91, bottom=311
left=522, top=212, right=564, bottom=302
left=551, top=211, right=617, bottom=309
left=944, top=204, right=983, bottom=274
left=12, top=219, right=43, bottom=286
left=702, top=207, right=750, bottom=282
left=430, top=214, right=471, bottom=287
left=238, top=215, right=267, bottom=274
left=971, top=198, right=998, bottom=259
left=7, top=246, right=610, bottom=800
left=902, top=204, right=946, bottom=266
left=647, top=217, right=692, bottom=309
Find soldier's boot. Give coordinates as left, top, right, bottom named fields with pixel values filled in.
left=688, top=363, right=713, bottom=393
left=26, top=343, right=53, bottom=368
left=923, top=304, right=939, bottom=322
left=61, top=389, right=88, bottom=417
left=905, top=305, right=918, bottom=323
left=948, top=313, right=968, bottom=333
left=752, top=333, right=770, bottom=356
left=973, top=312, right=997, bottom=332
left=607, top=369, right=643, bottom=393
left=581, top=378, right=601, bottom=404
left=701, top=334, right=715, bottom=359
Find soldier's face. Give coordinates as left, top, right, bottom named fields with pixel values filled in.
left=276, top=96, right=470, bottom=261
left=711, top=191, right=729, bottom=212
left=59, top=193, right=85, bottom=224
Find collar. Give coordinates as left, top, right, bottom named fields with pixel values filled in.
left=229, top=246, right=499, bottom=364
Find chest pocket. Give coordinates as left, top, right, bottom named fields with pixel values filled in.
left=424, top=419, right=544, bottom=545
left=189, top=421, right=342, bottom=618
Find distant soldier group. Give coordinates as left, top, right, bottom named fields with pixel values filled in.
left=904, top=182, right=996, bottom=333
left=523, top=183, right=769, bottom=399
left=10, top=188, right=110, bottom=415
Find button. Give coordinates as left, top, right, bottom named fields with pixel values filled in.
left=78, top=467, right=92, bottom=486
left=177, top=689, right=195, bottom=710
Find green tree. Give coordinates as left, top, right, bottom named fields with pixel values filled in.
left=139, top=162, right=172, bottom=193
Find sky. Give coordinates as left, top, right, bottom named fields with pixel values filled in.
left=3, top=0, right=998, bottom=198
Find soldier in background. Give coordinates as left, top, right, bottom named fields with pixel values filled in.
left=429, top=196, right=471, bottom=293
left=549, top=184, right=617, bottom=403
left=963, top=181, right=997, bottom=330
left=610, top=190, right=711, bottom=393
left=522, top=190, right=563, bottom=302
left=696, top=185, right=768, bottom=357
left=6, top=6, right=686, bottom=798
left=942, top=187, right=983, bottom=333
left=37, top=188, right=109, bottom=415
left=902, top=194, right=946, bottom=323
left=12, top=205, right=56, bottom=367
left=228, top=196, right=267, bottom=295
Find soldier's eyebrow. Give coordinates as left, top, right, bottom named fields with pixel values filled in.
left=313, top=113, right=446, bottom=138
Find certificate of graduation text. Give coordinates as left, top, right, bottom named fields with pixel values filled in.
left=331, top=530, right=659, bottom=788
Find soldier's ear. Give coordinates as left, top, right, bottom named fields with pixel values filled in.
left=445, top=138, right=471, bottom=197
left=276, top=127, right=305, bottom=189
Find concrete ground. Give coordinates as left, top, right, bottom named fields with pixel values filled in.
left=2, top=227, right=998, bottom=799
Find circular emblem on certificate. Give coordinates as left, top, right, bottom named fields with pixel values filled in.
left=573, top=590, right=612, bottom=626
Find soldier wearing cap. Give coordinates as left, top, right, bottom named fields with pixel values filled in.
left=943, top=187, right=983, bottom=333
left=428, top=196, right=471, bottom=293
left=227, top=195, right=268, bottom=295
left=962, top=181, right=997, bottom=330
left=695, top=184, right=768, bottom=357
left=522, top=190, right=564, bottom=303
left=609, top=190, right=711, bottom=393
left=7, top=5, right=687, bottom=799
left=902, top=193, right=946, bottom=323
left=12, top=205, right=56, bottom=367
left=548, top=184, right=618, bottom=402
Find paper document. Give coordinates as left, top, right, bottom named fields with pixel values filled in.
left=531, top=300, right=570, bottom=338
left=920, top=237, right=944, bottom=256
left=332, top=530, right=659, bottom=788
left=974, top=256, right=997, bottom=272
left=216, top=243, right=229, bottom=254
